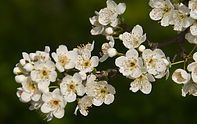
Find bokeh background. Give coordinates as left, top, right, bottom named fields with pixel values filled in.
left=0, top=0, right=196, bottom=124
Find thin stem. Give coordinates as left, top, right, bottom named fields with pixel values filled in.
left=170, top=60, right=185, bottom=66
left=49, top=86, right=59, bottom=89
left=188, top=45, right=197, bottom=57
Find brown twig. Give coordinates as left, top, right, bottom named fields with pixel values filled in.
left=95, top=69, right=118, bottom=80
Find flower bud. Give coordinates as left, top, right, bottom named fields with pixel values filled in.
left=138, top=45, right=146, bottom=52
left=20, top=59, right=26, bottom=66
left=24, top=63, right=34, bottom=72
left=15, top=75, right=27, bottom=83
left=30, top=53, right=36, bottom=60
left=119, top=34, right=123, bottom=40
left=105, top=27, right=113, bottom=35
left=107, top=48, right=117, bottom=57
left=13, top=67, right=22, bottom=75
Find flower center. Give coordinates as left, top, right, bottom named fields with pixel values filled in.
left=83, top=60, right=91, bottom=68
left=58, top=55, right=70, bottom=65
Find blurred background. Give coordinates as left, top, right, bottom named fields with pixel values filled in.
left=0, top=0, right=196, bottom=124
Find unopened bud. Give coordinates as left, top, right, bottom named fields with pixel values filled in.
left=107, top=48, right=117, bottom=57
left=20, top=59, right=26, bottom=66
left=13, top=67, right=22, bottom=75
left=15, top=75, right=27, bottom=83
left=119, top=34, right=123, bottom=40
left=24, top=63, right=33, bottom=72
left=138, top=45, right=146, bottom=52
left=105, top=27, right=114, bottom=35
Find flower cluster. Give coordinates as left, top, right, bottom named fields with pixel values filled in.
left=14, top=43, right=115, bottom=121
left=13, top=0, right=197, bottom=121
left=172, top=52, right=197, bottom=96
left=149, top=0, right=197, bottom=44
left=116, top=25, right=170, bottom=94
left=90, top=0, right=126, bottom=37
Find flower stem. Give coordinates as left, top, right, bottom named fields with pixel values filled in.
left=188, top=45, right=197, bottom=57
left=170, top=60, right=185, bottom=66
left=49, top=86, right=58, bottom=89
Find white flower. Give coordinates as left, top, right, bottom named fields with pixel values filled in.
left=74, top=95, right=93, bottom=116
left=189, top=0, right=197, bottom=19
left=130, top=73, right=155, bottom=94
left=74, top=42, right=94, bottom=57
left=60, top=73, right=85, bottom=103
left=52, top=45, right=77, bottom=72
left=171, top=3, right=193, bottom=31
left=142, top=49, right=169, bottom=78
left=17, top=77, right=42, bottom=103
left=86, top=81, right=115, bottom=106
left=75, top=51, right=99, bottom=74
left=172, top=69, right=190, bottom=84
left=187, top=52, right=197, bottom=83
left=98, top=0, right=126, bottom=27
left=41, top=88, right=66, bottom=121
left=89, top=14, right=105, bottom=35
left=100, top=36, right=115, bottom=62
left=31, top=60, right=57, bottom=93
left=149, top=0, right=174, bottom=26
left=115, top=48, right=142, bottom=78
left=182, top=81, right=197, bottom=97
left=185, top=32, right=197, bottom=44
left=121, top=25, right=146, bottom=49
left=32, top=46, right=51, bottom=62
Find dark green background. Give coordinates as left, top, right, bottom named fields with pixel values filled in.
left=0, top=0, right=196, bottom=124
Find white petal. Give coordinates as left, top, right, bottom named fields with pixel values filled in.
left=190, top=10, right=197, bottom=19
left=141, top=82, right=152, bottom=94
left=76, top=85, right=85, bottom=96
left=132, top=25, right=143, bottom=36
left=49, top=71, right=57, bottom=82
left=91, top=26, right=104, bottom=35
left=116, top=3, right=126, bottom=15
left=56, top=63, right=65, bottom=72
left=106, top=0, right=117, bottom=10
left=126, top=48, right=139, bottom=59
left=92, top=98, right=103, bottom=106
left=38, top=81, right=50, bottom=93
left=185, top=32, right=197, bottom=44
left=21, top=92, right=31, bottom=102
left=115, top=56, right=126, bottom=67
left=129, top=81, right=140, bottom=93
left=104, top=94, right=114, bottom=105
left=57, top=45, right=68, bottom=54
left=41, top=103, right=52, bottom=113
left=99, top=54, right=109, bottom=62
left=161, top=13, right=171, bottom=27
left=22, top=52, right=30, bottom=61
left=187, top=62, right=197, bottom=72
left=191, top=72, right=197, bottom=83
left=193, top=52, right=197, bottom=62
left=42, top=93, right=52, bottom=102
left=91, top=56, right=99, bottom=67
left=53, top=109, right=65, bottom=119
left=64, top=92, right=76, bottom=103
left=149, top=8, right=163, bottom=21
left=32, top=94, right=41, bottom=101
